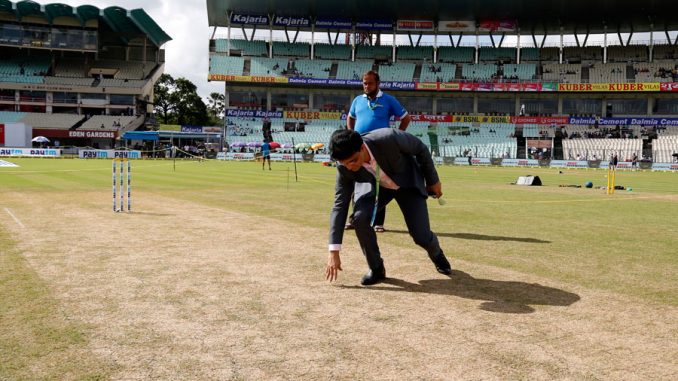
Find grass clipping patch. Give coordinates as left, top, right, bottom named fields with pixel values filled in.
left=0, top=228, right=113, bottom=381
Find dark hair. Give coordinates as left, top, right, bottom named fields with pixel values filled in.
left=363, top=70, right=380, bottom=82
left=329, top=129, right=363, bottom=160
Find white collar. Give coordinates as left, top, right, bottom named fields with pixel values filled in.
left=362, top=90, right=383, bottom=99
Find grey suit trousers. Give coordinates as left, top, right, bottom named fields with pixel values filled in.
left=351, top=186, right=442, bottom=271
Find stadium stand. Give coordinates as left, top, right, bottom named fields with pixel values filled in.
left=588, top=63, right=628, bottom=83
left=79, top=115, right=136, bottom=130
left=479, top=47, right=516, bottom=63
left=249, top=57, right=289, bottom=76
left=607, top=45, right=648, bottom=63
left=502, top=64, right=537, bottom=81
left=273, top=41, right=310, bottom=57
left=314, top=43, right=352, bottom=60
left=542, top=63, right=582, bottom=83
left=209, top=55, right=245, bottom=76
left=539, top=47, right=560, bottom=62
left=653, top=127, right=678, bottom=162
left=563, top=46, right=603, bottom=62
left=397, top=46, right=434, bottom=61
left=419, top=63, right=457, bottom=82
left=633, top=62, right=676, bottom=82
left=335, top=60, right=374, bottom=80
left=44, top=76, right=94, bottom=86
left=461, top=64, right=498, bottom=80
left=562, top=138, right=642, bottom=160
left=437, top=123, right=517, bottom=158
left=19, top=112, right=83, bottom=129
left=520, top=48, right=540, bottom=61
left=292, top=59, right=332, bottom=78
left=377, top=62, right=416, bottom=82
left=355, top=45, right=392, bottom=60
left=437, top=47, right=474, bottom=63
left=53, top=58, right=87, bottom=77
left=652, top=44, right=678, bottom=60
left=91, top=60, right=150, bottom=79
left=216, top=39, right=268, bottom=56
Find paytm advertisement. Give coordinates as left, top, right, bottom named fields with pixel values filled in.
left=79, top=150, right=142, bottom=159
left=0, top=148, right=61, bottom=157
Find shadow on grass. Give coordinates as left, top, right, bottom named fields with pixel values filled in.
left=386, top=230, right=550, bottom=243
left=341, top=270, right=579, bottom=314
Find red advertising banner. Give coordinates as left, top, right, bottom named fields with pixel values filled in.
left=0, top=124, right=4, bottom=145
left=660, top=83, right=678, bottom=92
left=397, top=20, right=435, bottom=31
left=510, top=116, right=569, bottom=124
left=459, top=82, right=476, bottom=91
left=524, top=83, right=543, bottom=91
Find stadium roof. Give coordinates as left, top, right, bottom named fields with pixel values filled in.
left=0, top=1, right=171, bottom=46
left=206, top=0, right=678, bottom=35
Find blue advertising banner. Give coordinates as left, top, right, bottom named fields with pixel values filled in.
left=230, top=13, right=269, bottom=25
left=652, top=163, right=678, bottom=171
left=226, top=109, right=283, bottom=118
left=287, top=77, right=415, bottom=90
left=273, top=15, right=310, bottom=27
left=355, top=20, right=393, bottom=30
left=568, top=117, right=678, bottom=126
left=315, top=18, right=352, bottom=29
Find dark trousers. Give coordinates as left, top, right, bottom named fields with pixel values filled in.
left=351, top=187, right=442, bottom=271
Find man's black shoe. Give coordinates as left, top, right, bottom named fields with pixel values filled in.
left=428, top=252, right=452, bottom=275
left=361, top=267, right=386, bottom=286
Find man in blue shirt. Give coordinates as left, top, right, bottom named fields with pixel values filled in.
left=346, top=70, right=411, bottom=232
left=347, top=71, right=411, bottom=134
left=261, top=141, right=271, bottom=170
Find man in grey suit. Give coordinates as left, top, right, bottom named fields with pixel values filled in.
left=325, top=128, right=452, bottom=285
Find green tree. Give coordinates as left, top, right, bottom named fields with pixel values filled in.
left=153, top=73, right=175, bottom=124
left=206, top=92, right=225, bottom=125
left=172, top=78, right=208, bottom=126
left=153, top=75, right=208, bottom=126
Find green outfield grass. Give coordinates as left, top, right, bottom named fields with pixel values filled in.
left=1, top=157, right=677, bottom=378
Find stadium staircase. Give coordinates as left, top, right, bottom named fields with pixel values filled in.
left=553, top=134, right=564, bottom=159
left=581, top=66, right=590, bottom=82
left=626, top=65, right=635, bottom=81
left=329, top=63, right=338, bottom=79
left=427, top=126, right=439, bottom=155
left=121, top=115, right=146, bottom=134
left=413, top=64, right=422, bottom=81
left=243, top=60, right=251, bottom=76
left=643, top=139, right=653, bottom=160
left=514, top=125, right=526, bottom=158
left=455, top=65, right=463, bottom=80
left=69, top=115, right=89, bottom=130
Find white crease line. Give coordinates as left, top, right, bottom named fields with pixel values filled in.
left=4, top=207, right=25, bottom=228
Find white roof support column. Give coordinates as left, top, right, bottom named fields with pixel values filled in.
left=603, top=25, right=608, bottom=64
left=392, top=27, right=396, bottom=62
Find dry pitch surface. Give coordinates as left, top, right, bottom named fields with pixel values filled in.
left=1, top=184, right=676, bottom=380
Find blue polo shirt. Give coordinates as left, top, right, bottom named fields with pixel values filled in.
left=348, top=90, right=407, bottom=135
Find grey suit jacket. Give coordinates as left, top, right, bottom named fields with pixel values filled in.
left=329, top=128, right=440, bottom=246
